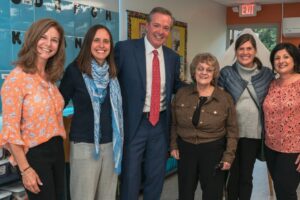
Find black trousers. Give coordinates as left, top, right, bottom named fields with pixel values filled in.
left=265, top=145, right=300, bottom=200
left=227, top=138, right=261, bottom=200
left=25, top=136, right=65, bottom=200
left=177, top=138, right=225, bottom=200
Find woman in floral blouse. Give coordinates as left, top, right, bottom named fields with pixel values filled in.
left=263, top=42, right=300, bottom=200
left=0, top=18, right=66, bottom=200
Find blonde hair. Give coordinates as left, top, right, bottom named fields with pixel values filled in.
left=190, top=53, right=220, bottom=86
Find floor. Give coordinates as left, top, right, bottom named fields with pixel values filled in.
left=140, top=160, right=300, bottom=200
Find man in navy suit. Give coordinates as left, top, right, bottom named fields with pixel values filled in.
left=115, top=7, right=182, bottom=200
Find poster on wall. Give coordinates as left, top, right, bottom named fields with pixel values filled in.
left=127, top=10, right=188, bottom=81
left=0, top=0, right=119, bottom=113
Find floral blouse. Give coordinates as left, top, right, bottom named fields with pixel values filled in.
left=263, top=79, right=300, bottom=153
left=0, top=67, right=65, bottom=158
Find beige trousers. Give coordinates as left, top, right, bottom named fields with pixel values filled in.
left=70, top=142, right=118, bottom=200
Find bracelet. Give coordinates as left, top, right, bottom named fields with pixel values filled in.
left=21, top=166, right=31, bottom=176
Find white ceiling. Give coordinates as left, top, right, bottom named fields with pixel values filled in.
left=213, top=0, right=300, bottom=6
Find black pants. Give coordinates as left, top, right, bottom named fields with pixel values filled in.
left=265, top=145, right=300, bottom=200
left=177, top=138, right=225, bottom=200
left=227, top=138, right=261, bottom=200
left=25, top=136, right=65, bottom=200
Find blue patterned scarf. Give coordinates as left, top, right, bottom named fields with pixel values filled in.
left=82, top=59, right=124, bottom=174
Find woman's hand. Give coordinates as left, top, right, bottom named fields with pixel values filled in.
left=171, top=149, right=180, bottom=160
left=22, top=167, right=43, bottom=194
left=221, top=162, right=231, bottom=170
left=295, top=154, right=300, bottom=172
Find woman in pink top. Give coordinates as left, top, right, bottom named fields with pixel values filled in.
left=263, top=43, right=300, bottom=200
left=0, top=18, right=66, bottom=200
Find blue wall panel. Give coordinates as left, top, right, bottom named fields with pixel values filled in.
left=65, top=36, right=76, bottom=66
left=0, top=30, right=12, bottom=69
left=10, top=1, right=34, bottom=31
left=0, top=1, right=10, bottom=30
left=35, top=0, right=74, bottom=36
left=74, top=4, right=90, bottom=37
left=11, top=31, right=25, bottom=63
left=0, top=0, right=119, bottom=113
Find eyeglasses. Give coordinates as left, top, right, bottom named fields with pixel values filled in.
left=197, top=67, right=215, bottom=74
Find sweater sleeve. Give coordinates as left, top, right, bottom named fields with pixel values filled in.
left=59, top=63, right=76, bottom=107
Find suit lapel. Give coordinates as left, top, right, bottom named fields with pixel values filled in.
left=134, top=39, right=146, bottom=91
left=163, top=46, right=171, bottom=100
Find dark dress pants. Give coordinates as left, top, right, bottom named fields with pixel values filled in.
left=177, top=138, right=226, bottom=200
left=227, top=138, right=261, bottom=200
left=120, top=112, right=168, bottom=200
left=265, top=145, right=300, bottom=200
left=25, top=136, right=66, bottom=200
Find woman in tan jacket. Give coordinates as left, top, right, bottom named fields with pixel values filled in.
left=170, top=53, right=239, bottom=200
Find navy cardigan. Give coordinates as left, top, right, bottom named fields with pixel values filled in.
left=59, top=61, right=112, bottom=143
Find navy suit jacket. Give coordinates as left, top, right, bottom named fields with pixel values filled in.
left=115, top=38, right=182, bottom=142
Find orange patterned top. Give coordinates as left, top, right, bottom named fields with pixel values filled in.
left=0, top=67, right=65, bottom=156
left=263, top=79, right=300, bottom=153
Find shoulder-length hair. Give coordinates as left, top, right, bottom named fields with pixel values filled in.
left=190, top=53, right=220, bottom=86
left=15, top=18, right=65, bottom=83
left=76, top=24, right=117, bottom=78
left=235, top=33, right=263, bottom=69
left=270, top=42, right=300, bottom=73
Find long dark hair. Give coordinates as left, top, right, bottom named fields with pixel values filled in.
left=270, top=42, right=300, bottom=73
left=76, top=24, right=117, bottom=78
left=235, top=33, right=262, bottom=69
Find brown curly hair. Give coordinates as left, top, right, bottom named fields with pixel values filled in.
left=190, top=53, right=220, bottom=86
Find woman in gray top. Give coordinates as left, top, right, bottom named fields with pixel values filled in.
left=218, top=33, right=274, bottom=200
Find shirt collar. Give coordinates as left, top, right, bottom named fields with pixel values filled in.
left=190, top=84, right=223, bottom=102
left=144, top=36, right=163, bottom=56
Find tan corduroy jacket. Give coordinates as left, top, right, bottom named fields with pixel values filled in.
left=170, top=85, right=239, bottom=163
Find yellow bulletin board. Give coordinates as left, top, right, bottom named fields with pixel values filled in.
left=127, top=10, right=188, bottom=81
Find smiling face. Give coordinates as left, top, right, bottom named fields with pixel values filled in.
left=236, top=40, right=257, bottom=68
left=146, top=12, right=172, bottom=49
left=91, top=28, right=111, bottom=65
left=274, top=49, right=295, bottom=76
left=36, top=27, right=60, bottom=64
left=194, top=62, right=215, bottom=87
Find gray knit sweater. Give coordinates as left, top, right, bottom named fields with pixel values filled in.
left=236, top=63, right=261, bottom=138
left=218, top=62, right=274, bottom=138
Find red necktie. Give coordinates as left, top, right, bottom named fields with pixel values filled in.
left=149, top=50, right=160, bottom=126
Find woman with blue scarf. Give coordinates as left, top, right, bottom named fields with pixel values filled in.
left=59, top=24, right=123, bottom=200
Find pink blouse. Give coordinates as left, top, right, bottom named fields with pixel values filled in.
left=0, top=67, right=66, bottom=156
left=263, top=79, right=300, bottom=153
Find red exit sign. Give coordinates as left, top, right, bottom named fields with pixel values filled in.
left=239, top=3, right=257, bottom=17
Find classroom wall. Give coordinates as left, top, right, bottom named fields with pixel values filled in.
left=226, top=2, right=300, bottom=46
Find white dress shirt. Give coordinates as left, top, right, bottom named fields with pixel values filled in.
left=143, top=37, right=166, bottom=112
